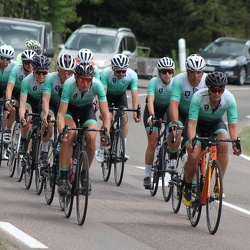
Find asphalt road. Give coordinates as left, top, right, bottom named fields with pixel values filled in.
left=0, top=80, right=250, bottom=250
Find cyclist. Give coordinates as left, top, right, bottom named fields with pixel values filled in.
left=167, top=54, right=207, bottom=173
left=0, top=44, right=17, bottom=158
left=182, top=72, right=241, bottom=206
left=143, top=57, right=175, bottom=189
left=41, top=54, right=76, bottom=167
left=96, top=54, right=140, bottom=163
left=4, top=49, right=37, bottom=159
left=78, top=48, right=100, bottom=80
left=16, top=40, right=41, bottom=64
left=57, top=62, right=110, bottom=195
left=19, top=54, right=51, bottom=155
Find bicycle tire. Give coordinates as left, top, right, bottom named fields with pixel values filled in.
left=16, top=154, right=24, bottom=182
left=172, top=150, right=186, bottom=213
left=186, top=166, right=202, bottom=227
left=76, top=151, right=89, bottom=225
left=0, top=115, right=4, bottom=167
left=161, top=142, right=172, bottom=202
left=114, top=129, right=125, bottom=186
left=35, top=140, right=44, bottom=195
left=24, top=153, right=33, bottom=189
left=64, top=176, right=74, bottom=218
left=7, top=122, right=20, bottom=176
left=150, top=162, right=159, bottom=196
left=101, top=147, right=111, bottom=182
left=44, top=140, right=56, bottom=205
left=206, top=160, right=223, bottom=234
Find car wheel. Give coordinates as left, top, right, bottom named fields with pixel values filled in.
left=238, top=67, right=246, bottom=85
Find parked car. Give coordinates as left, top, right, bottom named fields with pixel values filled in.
left=199, top=37, right=250, bottom=85
left=58, top=24, right=138, bottom=73
left=0, top=17, right=55, bottom=58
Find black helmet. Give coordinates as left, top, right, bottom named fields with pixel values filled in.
left=32, top=54, right=51, bottom=70
left=74, top=62, right=95, bottom=77
left=28, top=44, right=42, bottom=55
left=205, top=71, right=228, bottom=88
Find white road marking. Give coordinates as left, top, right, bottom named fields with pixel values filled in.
left=0, top=222, right=48, bottom=249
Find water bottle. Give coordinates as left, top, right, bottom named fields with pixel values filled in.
left=70, top=157, right=77, bottom=182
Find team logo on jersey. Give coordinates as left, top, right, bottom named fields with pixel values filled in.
left=204, top=104, right=209, bottom=111
left=33, top=86, right=37, bottom=91
left=158, top=88, right=163, bottom=94
left=19, top=75, right=24, bottom=82
left=112, top=78, right=117, bottom=83
left=55, top=85, right=60, bottom=92
left=73, top=93, right=78, bottom=99
left=185, top=91, right=191, bottom=98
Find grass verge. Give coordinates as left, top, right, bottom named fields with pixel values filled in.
left=240, top=126, right=250, bottom=156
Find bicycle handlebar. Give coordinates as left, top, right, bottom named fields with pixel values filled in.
left=109, top=104, right=141, bottom=119
left=191, top=135, right=241, bottom=152
left=149, top=118, right=168, bottom=135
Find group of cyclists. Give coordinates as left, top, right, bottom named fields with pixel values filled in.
left=0, top=38, right=241, bottom=209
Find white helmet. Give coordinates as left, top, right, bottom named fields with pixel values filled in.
left=21, top=50, right=37, bottom=61
left=78, top=48, right=94, bottom=63
left=0, top=44, right=15, bottom=59
left=56, top=54, right=76, bottom=70
left=186, top=54, right=205, bottom=71
left=157, top=57, right=175, bottom=70
left=111, top=54, right=129, bottom=69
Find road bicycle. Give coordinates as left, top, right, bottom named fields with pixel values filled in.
left=186, top=134, right=241, bottom=234
left=101, top=104, right=141, bottom=186
left=62, top=123, right=107, bottom=225
left=0, top=99, right=5, bottom=167
left=18, top=110, right=43, bottom=190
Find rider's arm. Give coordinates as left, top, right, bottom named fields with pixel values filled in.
left=99, top=101, right=111, bottom=134
left=19, top=94, right=27, bottom=120
left=169, top=100, right=179, bottom=123
left=147, top=94, right=155, bottom=115
left=5, top=82, right=14, bottom=100
left=187, top=119, right=197, bottom=145
left=57, top=102, right=68, bottom=134
left=42, top=93, right=51, bottom=116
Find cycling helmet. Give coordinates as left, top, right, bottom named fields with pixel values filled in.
left=74, top=62, right=95, bottom=77
left=32, top=54, right=51, bottom=70
left=25, top=40, right=41, bottom=50
left=186, top=54, right=205, bottom=71
left=157, top=57, right=175, bottom=70
left=21, top=50, right=37, bottom=61
left=205, top=71, right=228, bottom=88
left=28, top=44, right=42, bottom=55
left=78, top=48, right=94, bottom=63
left=0, top=45, right=15, bottom=59
left=56, top=54, right=76, bottom=70
left=111, top=54, right=129, bottom=69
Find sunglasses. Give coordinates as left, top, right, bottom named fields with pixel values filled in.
left=59, top=69, right=73, bottom=76
left=23, top=60, right=32, bottom=65
left=115, top=69, right=127, bottom=74
left=34, top=71, right=48, bottom=76
left=209, top=87, right=225, bottom=94
left=77, top=77, right=93, bottom=84
left=0, top=56, right=11, bottom=62
left=160, top=69, right=174, bottom=75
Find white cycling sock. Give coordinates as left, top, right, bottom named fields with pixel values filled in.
left=145, top=164, right=152, bottom=177
left=42, top=141, right=49, bottom=152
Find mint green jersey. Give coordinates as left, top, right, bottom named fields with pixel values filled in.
left=8, top=64, right=27, bottom=91
left=0, top=60, right=17, bottom=89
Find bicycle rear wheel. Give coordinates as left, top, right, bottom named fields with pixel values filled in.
left=161, top=142, right=171, bottom=202
left=186, top=166, right=202, bottom=227
left=101, top=147, right=111, bottom=182
left=206, top=160, right=223, bottom=234
left=76, top=151, right=89, bottom=225
left=114, top=129, right=125, bottom=186
left=24, top=153, right=33, bottom=189
left=64, top=183, right=74, bottom=218
left=35, top=139, right=44, bottom=195
left=44, top=140, right=56, bottom=205
left=150, top=163, right=159, bottom=196
left=172, top=150, right=186, bottom=213
left=16, top=154, right=24, bottom=182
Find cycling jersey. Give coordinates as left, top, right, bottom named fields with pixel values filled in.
left=43, top=72, right=65, bottom=103
left=188, top=88, right=238, bottom=124
left=101, top=67, right=138, bottom=95
left=170, top=72, right=207, bottom=117
left=60, top=76, right=106, bottom=107
left=20, top=73, right=46, bottom=100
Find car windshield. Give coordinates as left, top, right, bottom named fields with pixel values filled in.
left=204, top=41, right=247, bottom=56
left=0, top=22, right=41, bottom=50
left=65, top=33, right=117, bottom=53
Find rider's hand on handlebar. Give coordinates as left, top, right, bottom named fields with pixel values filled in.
left=147, top=114, right=155, bottom=126
left=59, top=131, right=68, bottom=143
left=5, top=99, right=14, bottom=111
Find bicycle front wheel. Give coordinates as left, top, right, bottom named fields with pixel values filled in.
left=172, top=150, right=186, bottom=213
left=161, top=143, right=171, bottom=202
left=44, top=140, right=56, bottom=205
left=101, top=147, right=111, bottom=182
left=35, top=140, right=44, bottom=195
left=24, top=153, right=34, bottom=189
left=113, top=129, right=125, bottom=186
left=0, top=115, right=4, bottom=167
left=76, top=151, right=89, bottom=225
left=150, top=163, right=159, bottom=196
left=206, top=160, right=223, bottom=235
left=16, top=154, right=24, bottom=182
